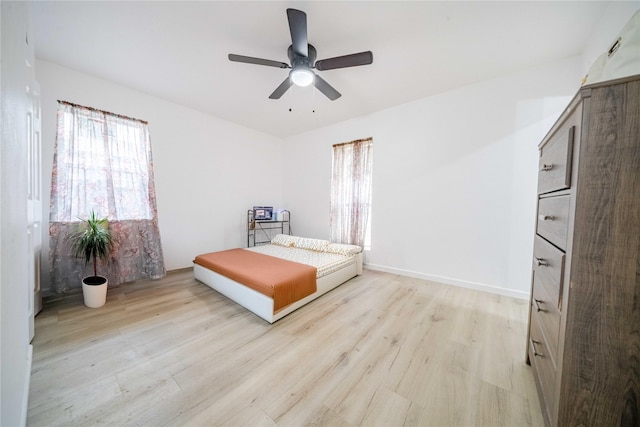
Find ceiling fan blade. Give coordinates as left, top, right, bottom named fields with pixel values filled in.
left=228, top=54, right=290, bottom=69
left=287, top=8, right=308, bottom=58
left=315, top=51, right=373, bottom=71
left=269, top=77, right=292, bottom=99
left=313, top=74, right=341, bottom=101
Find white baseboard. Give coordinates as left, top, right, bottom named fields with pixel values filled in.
left=364, top=263, right=530, bottom=300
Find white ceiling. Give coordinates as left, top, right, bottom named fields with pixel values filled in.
left=32, top=1, right=610, bottom=138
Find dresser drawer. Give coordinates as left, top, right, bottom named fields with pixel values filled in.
left=537, top=194, right=571, bottom=251
left=529, top=313, right=557, bottom=424
left=531, top=275, right=561, bottom=365
left=538, top=124, right=574, bottom=194
left=532, top=234, right=565, bottom=310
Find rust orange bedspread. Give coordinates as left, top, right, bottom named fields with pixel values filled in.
left=193, top=249, right=317, bottom=312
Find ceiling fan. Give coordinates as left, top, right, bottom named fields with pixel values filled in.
left=228, top=8, right=373, bottom=101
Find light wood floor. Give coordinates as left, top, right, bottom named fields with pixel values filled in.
left=28, top=269, right=544, bottom=426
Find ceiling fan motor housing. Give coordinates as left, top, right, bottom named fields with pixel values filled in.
left=288, top=44, right=317, bottom=69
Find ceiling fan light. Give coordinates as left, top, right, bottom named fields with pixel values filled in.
left=290, top=67, right=314, bottom=87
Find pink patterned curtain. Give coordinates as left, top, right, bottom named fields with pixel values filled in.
left=330, top=137, right=373, bottom=248
left=49, top=101, right=165, bottom=293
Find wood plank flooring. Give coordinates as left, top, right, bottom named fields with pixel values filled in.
left=27, top=269, right=544, bottom=426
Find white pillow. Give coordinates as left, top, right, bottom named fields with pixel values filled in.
left=325, top=242, right=362, bottom=256
left=293, top=237, right=330, bottom=252
left=271, top=234, right=297, bottom=247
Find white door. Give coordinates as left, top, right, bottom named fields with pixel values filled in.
left=26, top=68, right=42, bottom=340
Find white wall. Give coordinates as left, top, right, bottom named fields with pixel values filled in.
left=37, top=60, right=284, bottom=293
left=35, top=1, right=640, bottom=300
left=282, top=1, right=640, bottom=300
left=1, top=2, right=34, bottom=425
left=282, top=57, right=582, bottom=299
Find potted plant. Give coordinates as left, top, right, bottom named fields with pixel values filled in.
left=68, top=210, right=114, bottom=308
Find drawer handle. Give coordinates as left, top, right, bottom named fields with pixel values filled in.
left=531, top=339, right=544, bottom=357
left=535, top=257, right=548, bottom=267
left=538, top=214, right=554, bottom=221
left=541, top=163, right=554, bottom=171
left=534, top=299, right=547, bottom=312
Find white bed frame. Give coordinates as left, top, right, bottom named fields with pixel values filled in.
left=193, top=252, right=363, bottom=323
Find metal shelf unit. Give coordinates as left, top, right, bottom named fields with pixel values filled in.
left=247, top=209, right=290, bottom=247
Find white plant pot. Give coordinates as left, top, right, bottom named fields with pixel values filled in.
left=82, top=276, right=108, bottom=308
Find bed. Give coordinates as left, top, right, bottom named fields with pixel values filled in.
left=193, top=234, right=363, bottom=323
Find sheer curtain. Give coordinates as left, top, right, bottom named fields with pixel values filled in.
left=49, top=101, right=165, bottom=293
left=330, top=137, right=373, bottom=248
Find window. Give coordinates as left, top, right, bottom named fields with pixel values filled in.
left=330, top=137, right=373, bottom=249
left=50, top=102, right=155, bottom=221
left=49, top=101, right=165, bottom=293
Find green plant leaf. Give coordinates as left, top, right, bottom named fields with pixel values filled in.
left=68, top=209, right=114, bottom=277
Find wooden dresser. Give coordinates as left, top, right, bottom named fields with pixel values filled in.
left=526, top=74, right=640, bottom=427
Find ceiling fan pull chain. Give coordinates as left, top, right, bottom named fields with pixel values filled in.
left=288, top=80, right=294, bottom=111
